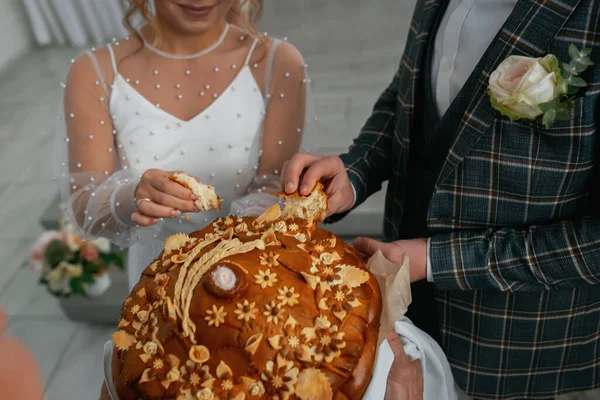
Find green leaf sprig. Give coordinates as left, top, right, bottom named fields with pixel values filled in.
left=539, top=44, right=594, bottom=128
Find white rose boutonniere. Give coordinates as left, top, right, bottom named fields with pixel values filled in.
left=489, top=45, right=594, bottom=128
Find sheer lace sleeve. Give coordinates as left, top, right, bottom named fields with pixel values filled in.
left=230, top=39, right=317, bottom=216
left=56, top=49, right=160, bottom=247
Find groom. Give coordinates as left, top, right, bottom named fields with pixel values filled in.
left=282, top=0, right=599, bottom=398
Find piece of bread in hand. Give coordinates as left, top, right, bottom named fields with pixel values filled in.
left=169, top=172, right=222, bottom=211
left=279, top=182, right=328, bottom=225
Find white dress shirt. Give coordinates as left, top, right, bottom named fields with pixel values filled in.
left=432, top=0, right=518, bottom=117
left=424, top=0, right=517, bottom=281
left=349, top=0, right=518, bottom=282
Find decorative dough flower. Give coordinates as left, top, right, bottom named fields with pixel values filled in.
left=204, top=305, right=226, bottom=327
left=264, top=301, right=285, bottom=325
left=261, top=354, right=299, bottom=400
left=311, top=324, right=346, bottom=363
left=234, top=299, right=258, bottom=322
left=254, top=269, right=278, bottom=289
left=201, top=361, right=244, bottom=399
left=319, top=284, right=361, bottom=321
left=273, top=220, right=288, bottom=233
left=180, top=359, right=212, bottom=395
left=259, top=251, right=280, bottom=267
left=287, top=223, right=298, bottom=232
left=268, top=316, right=309, bottom=361
left=277, top=286, right=300, bottom=308
left=139, top=353, right=181, bottom=390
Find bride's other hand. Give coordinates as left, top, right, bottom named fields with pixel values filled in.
left=385, top=330, right=424, bottom=400
left=0, top=307, right=44, bottom=400
left=99, top=382, right=111, bottom=400
left=131, top=169, right=198, bottom=226
left=281, top=154, right=355, bottom=220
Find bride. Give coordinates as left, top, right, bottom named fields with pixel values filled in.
left=56, top=0, right=315, bottom=290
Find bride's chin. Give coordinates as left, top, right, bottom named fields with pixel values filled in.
left=157, top=4, right=224, bottom=35
left=166, top=15, right=224, bottom=36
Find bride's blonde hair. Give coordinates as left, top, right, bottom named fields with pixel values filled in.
left=123, top=0, right=264, bottom=47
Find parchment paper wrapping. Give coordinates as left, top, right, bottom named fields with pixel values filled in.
left=366, top=250, right=412, bottom=347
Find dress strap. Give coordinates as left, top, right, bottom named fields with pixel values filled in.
left=244, top=39, right=259, bottom=66
left=106, top=44, right=118, bottom=74
left=263, top=39, right=281, bottom=93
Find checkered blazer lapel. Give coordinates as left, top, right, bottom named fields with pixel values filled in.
left=434, top=0, right=582, bottom=192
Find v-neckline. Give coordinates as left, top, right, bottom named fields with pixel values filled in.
left=114, top=65, right=258, bottom=124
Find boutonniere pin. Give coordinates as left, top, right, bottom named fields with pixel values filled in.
left=489, top=45, right=593, bottom=128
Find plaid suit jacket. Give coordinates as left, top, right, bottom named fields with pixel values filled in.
left=337, top=0, right=600, bottom=398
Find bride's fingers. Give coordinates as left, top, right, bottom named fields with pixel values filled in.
left=131, top=211, right=159, bottom=227
left=0, top=307, right=6, bottom=333
left=100, top=382, right=110, bottom=400
left=280, top=161, right=290, bottom=190
left=136, top=197, right=179, bottom=218
left=147, top=188, right=197, bottom=213
left=152, top=175, right=195, bottom=201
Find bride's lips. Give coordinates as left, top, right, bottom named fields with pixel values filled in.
left=178, top=3, right=216, bottom=19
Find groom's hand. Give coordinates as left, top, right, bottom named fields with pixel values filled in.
left=281, top=154, right=354, bottom=220
left=353, top=237, right=428, bottom=282
left=385, top=330, right=424, bottom=400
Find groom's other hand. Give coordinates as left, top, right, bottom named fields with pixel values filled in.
left=353, top=237, right=428, bottom=282
left=281, top=154, right=354, bottom=220
left=385, top=330, right=424, bottom=400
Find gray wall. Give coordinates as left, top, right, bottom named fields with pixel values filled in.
left=0, top=0, right=33, bottom=72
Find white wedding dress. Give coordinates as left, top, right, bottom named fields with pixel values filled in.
left=55, top=23, right=316, bottom=289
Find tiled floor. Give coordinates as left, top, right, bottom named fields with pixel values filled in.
left=0, top=1, right=598, bottom=399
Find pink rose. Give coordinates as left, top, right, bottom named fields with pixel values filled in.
left=489, top=55, right=558, bottom=120
left=80, top=245, right=99, bottom=262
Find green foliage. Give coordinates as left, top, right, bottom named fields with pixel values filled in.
left=44, top=240, right=71, bottom=268
left=100, top=251, right=125, bottom=270
left=538, top=45, right=593, bottom=128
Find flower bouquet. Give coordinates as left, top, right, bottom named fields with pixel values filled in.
left=30, top=208, right=124, bottom=298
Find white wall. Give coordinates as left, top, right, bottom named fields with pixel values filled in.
left=0, top=0, right=33, bottom=72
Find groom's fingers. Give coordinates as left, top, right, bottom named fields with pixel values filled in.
left=282, top=153, right=323, bottom=194
left=323, top=190, right=343, bottom=220
left=387, top=330, right=406, bottom=358
left=353, top=237, right=385, bottom=259
left=300, top=156, right=344, bottom=196
left=322, top=174, right=345, bottom=219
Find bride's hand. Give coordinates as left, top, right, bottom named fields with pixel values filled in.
left=99, top=382, right=111, bottom=400
left=131, top=169, right=199, bottom=226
